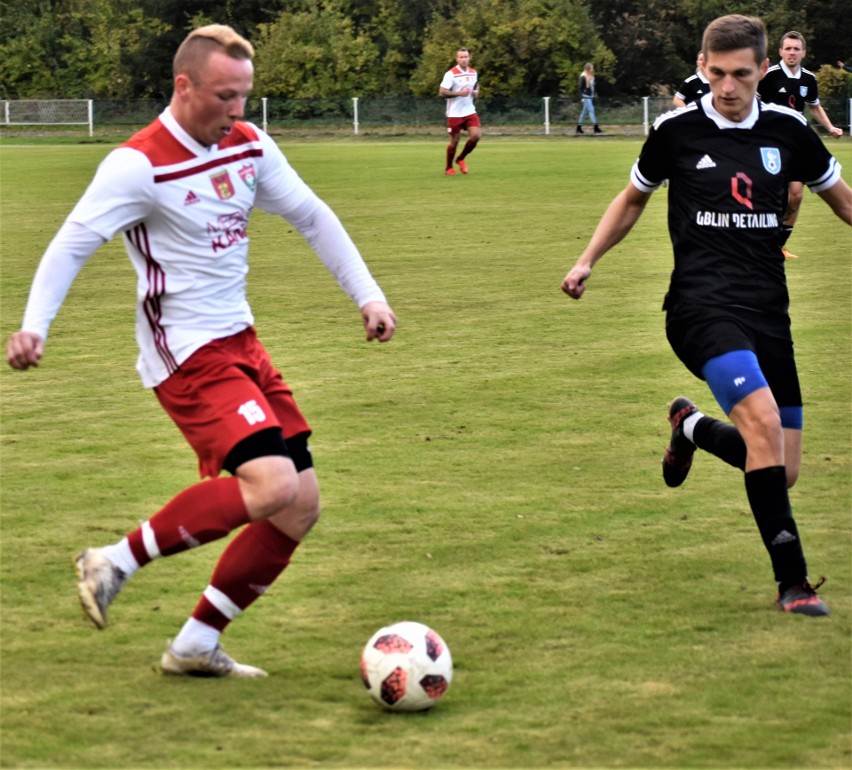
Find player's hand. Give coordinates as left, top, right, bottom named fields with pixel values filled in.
left=361, top=301, right=397, bottom=342
left=561, top=264, right=592, bottom=300
left=6, top=331, right=45, bottom=370
left=829, top=126, right=843, bottom=138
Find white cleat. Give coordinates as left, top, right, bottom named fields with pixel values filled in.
left=74, top=548, right=127, bottom=629
left=160, top=645, right=268, bottom=678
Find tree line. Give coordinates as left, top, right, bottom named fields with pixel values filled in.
left=2, top=0, right=849, bottom=101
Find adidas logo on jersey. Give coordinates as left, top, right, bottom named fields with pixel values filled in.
left=184, top=190, right=201, bottom=206
left=696, top=154, right=716, bottom=169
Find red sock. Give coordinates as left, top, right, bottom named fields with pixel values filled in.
left=126, top=477, right=250, bottom=566
left=191, top=520, right=300, bottom=631
left=446, top=144, right=456, bottom=169
left=459, top=139, right=478, bottom=160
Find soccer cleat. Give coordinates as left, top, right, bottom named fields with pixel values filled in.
left=776, top=577, right=830, bottom=616
left=782, top=247, right=798, bottom=259
left=662, top=396, right=698, bottom=488
left=75, top=548, right=127, bottom=629
left=161, top=644, right=269, bottom=678
left=456, top=158, right=469, bottom=174
left=444, top=168, right=456, bottom=176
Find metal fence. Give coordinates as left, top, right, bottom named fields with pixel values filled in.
left=3, top=96, right=850, bottom=137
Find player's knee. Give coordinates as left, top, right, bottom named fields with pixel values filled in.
left=238, top=455, right=301, bottom=519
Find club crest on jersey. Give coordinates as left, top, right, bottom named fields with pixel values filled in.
left=238, top=163, right=257, bottom=192
left=210, top=170, right=235, bottom=200
left=799, top=85, right=808, bottom=98
left=760, top=147, right=781, bottom=175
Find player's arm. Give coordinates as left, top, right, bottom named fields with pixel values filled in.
left=6, top=221, right=106, bottom=370
left=561, top=183, right=652, bottom=299
left=807, top=103, right=843, bottom=138
left=672, top=96, right=687, bottom=108
left=817, top=178, right=852, bottom=225
left=439, top=85, right=471, bottom=98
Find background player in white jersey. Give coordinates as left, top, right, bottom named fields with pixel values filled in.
left=757, top=31, right=843, bottom=258
left=6, top=25, right=396, bottom=677
left=439, top=47, right=480, bottom=175
left=561, top=14, right=851, bottom=617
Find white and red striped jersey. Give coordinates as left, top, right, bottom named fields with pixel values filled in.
left=21, top=108, right=386, bottom=387
left=441, top=66, right=478, bottom=119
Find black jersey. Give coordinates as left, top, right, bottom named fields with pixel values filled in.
left=757, top=63, right=819, bottom=113
left=674, top=72, right=709, bottom=104
left=632, top=94, right=840, bottom=316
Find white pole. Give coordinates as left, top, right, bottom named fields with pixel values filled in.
left=543, top=96, right=550, bottom=135
left=643, top=96, right=649, bottom=136
left=262, top=97, right=268, bottom=134
left=88, top=99, right=93, bottom=137
left=353, top=97, right=359, bottom=135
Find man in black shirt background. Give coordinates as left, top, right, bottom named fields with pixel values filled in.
left=758, top=31, right=843, bottom=258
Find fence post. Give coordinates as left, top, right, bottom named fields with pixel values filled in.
left=87, top=99, right=93, bottom=137
left=643, top=96, right=650, bottom=136
left=353, top=97, right=359, bottom=135
left=543, top=96, right=550, bottom=135
left=262, top=97, right=268, bottom=133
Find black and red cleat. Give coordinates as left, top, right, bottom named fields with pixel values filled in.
left=776, top=577, right=830, bottom=617
left=662, top=396, right=698, bottom=488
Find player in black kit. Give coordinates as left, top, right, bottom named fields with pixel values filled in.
left=757, top=31, right=843, bottom=258
left=672, top=53, right=709, bottom=107
left=561, top=14, right=851, bottom=617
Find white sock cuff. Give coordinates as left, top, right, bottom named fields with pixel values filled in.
left=171, top=617, right=221, bottom=657
left=100, top=538, right=140, bottom=577
left=683, top=411, right=704, bottom=443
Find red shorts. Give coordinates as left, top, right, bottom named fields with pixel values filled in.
left=154, top=327, right=311, bottom=479
left=447, top=114, right=481, bottom=135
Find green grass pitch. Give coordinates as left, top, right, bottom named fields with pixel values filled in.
left=1, top=136, right=850, bottom=768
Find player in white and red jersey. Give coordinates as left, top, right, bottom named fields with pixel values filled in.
left=6, top=24, right=396, bottom=677
left=562, top=15, right=851, bottom=617
left=438, top=48, right=481, bottom=175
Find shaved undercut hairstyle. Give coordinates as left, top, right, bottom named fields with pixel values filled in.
left=702, top=14, right=767, bottom=66
left=780, top=30, right=806, bottom=48
left=173, top=24, right=254, bottom=81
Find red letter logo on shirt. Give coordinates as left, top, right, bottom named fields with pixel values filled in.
left=211, top=171, right=235, bottom=200
left=731, top=172, right=753, bottom=210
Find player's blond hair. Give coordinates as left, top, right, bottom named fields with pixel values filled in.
left=173, top=25, right=254, bottom=81
left=702, top=14, right=767, bottom=67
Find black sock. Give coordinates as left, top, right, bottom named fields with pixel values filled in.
left=693, top=416, right=746, bottom=470
left=744, top=466, right=807, bottom=590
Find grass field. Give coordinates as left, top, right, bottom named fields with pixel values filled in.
left=1, top=136, right=850, bottom=769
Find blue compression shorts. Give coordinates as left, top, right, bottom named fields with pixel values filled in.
left=702, top=350, right=803, bottom=429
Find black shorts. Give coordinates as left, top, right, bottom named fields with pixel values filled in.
left=665, top=305, right=802, bottom=408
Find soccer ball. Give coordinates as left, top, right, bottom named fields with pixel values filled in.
left=360, top=621, right=453, bottom=712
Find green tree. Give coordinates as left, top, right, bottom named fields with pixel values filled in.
left=253, top=3, right=381, bottom=97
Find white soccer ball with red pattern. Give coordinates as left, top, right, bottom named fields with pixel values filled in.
left=360, top=621, right=453, bottom=711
